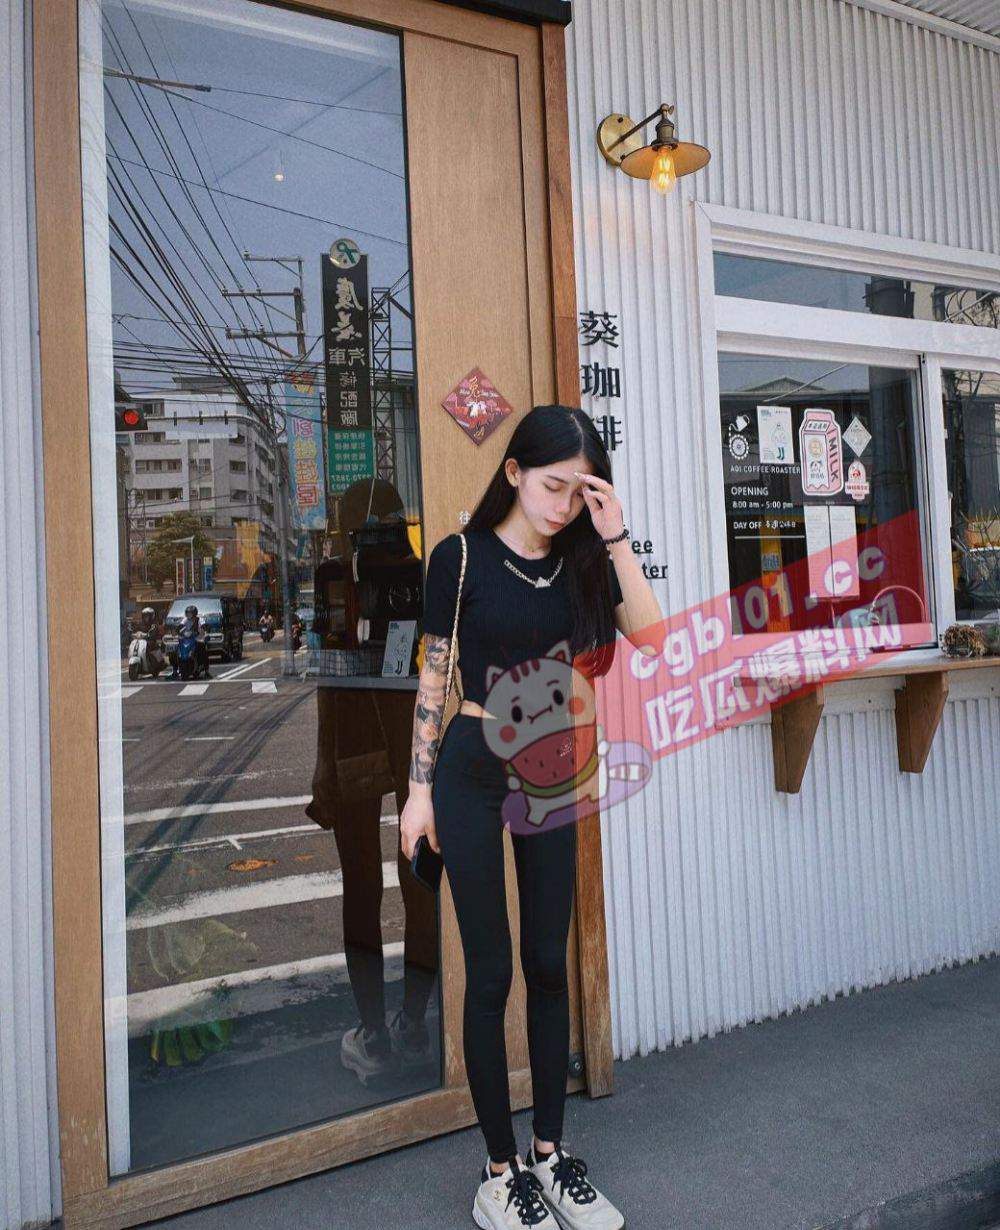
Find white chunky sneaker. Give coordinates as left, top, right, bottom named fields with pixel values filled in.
left=339, top=1023, right=396, bottom=1086
left=525, top=1142, right=625, bottom=1230
left=472, top=1154, right=558, bottom=1229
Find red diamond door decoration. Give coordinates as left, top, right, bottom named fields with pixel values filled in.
left=441, top=367, right=513, bottom=445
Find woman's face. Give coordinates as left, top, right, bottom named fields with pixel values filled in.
left=509, top=452, right=594, bottom=536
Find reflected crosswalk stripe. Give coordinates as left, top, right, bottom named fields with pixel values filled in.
left=125, top=794, right=313, bottom=825
left=128, top=815, right=399, bottom=857
left=127, top=862, right=400, bottom=930
left=125, top=942, right=407, bottom=1036
left=217, top=656, right=272, bottom=681
left=117, top=680, right=289, bottom=698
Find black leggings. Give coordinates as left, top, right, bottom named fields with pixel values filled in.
left=432, top=712, right=577, bottom=1163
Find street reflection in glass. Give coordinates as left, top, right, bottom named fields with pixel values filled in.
left=81, top=0, right=439, bottom=1174
left=943, top=368, right=1000, bottom=623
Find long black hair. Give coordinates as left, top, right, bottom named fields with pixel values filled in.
left=466, top=404, right=619, bottom=675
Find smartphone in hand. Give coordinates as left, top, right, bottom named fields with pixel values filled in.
left=410, top=833, right=444, bottom=892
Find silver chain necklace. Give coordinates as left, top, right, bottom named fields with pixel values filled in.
left=502, top=554, right=564, bottom=588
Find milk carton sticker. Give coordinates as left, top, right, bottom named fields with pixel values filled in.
left=799, top=408, right=844, bottom=496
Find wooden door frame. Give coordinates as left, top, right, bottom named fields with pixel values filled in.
left=33, top=2, right=612, bottom=1225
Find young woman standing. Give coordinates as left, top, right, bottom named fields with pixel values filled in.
left=400, top=405, right=661, bottom=1229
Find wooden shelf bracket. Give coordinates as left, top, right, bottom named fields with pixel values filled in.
left=895, top=669, right=949, bottom=773
left=771, top=685, right=826, bottom=794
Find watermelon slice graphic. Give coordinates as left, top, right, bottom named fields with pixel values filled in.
left=508, top=723, right=597, bottom=789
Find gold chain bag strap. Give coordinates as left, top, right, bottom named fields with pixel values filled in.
left=442, top=531, right=467, bottom=714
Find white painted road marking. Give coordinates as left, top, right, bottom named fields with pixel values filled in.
left=125, top=794, right=313, bottom=826
left=128, top=815, right=399, bottom=857
left=184, top=736, right=236, bottom=742
left=179, top=684, right=210, bottom=697
left=126, top=862, right=400, bottom=930
left=125, top=943, right=406, bottom=1036
left=104, top=686, right=144, bottom=700
left=217, top=656, right=272, bottom=681
left=251, top=681, right=277, bottom=694
left=129, top=823, right=321, bottom=857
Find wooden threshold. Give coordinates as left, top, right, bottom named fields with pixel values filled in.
left=64, top=1070, right=585, bottom=1230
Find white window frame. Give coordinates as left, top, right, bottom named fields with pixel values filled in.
left=693, top=200, right=1000, bottom=668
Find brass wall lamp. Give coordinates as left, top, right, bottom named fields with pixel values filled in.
left=597, top=104, right=710, bottom=194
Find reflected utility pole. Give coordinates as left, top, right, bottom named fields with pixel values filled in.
left=226, top=254, right=307, bottom=678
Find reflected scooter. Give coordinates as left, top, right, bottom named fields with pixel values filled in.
left=127, top=630, right=166, bottom=681
left=175, top=631, right=200, bottom=681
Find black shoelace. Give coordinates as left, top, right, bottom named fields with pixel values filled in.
left=504, top=1161, right=550, bottom=1225
left=549, top=1147, right=598, bottom=1205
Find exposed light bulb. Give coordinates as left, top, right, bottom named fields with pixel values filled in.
left=651, top=146, right=677, bottom=194
left=273, top=151, right=285, bottom=183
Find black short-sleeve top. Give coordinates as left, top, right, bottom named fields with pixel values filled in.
left=421, top=527, right=623, bottom=706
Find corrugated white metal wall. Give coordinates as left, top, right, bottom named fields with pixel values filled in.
left=1, top=2, right=60, bottom=1228
left=902, top=0, right=1000, bottom=37
left=566, top=0, right=1000, bottom=1058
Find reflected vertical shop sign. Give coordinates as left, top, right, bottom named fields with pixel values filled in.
left=322, top=243, right=374, bottom=495
left=284, top=370, right=328, bottom=530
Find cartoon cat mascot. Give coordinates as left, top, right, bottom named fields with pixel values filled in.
left=481, top=638, right=651, bottom=834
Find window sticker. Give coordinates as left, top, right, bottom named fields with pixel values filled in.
left=799, top=408, right=844, bottom=496
left=843, top=414, right=872, bottom=458
left=845, top=460, right=870, bottom=502
left=757, top=405, right=794, bottom=466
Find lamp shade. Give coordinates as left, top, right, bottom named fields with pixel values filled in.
left=619, top=139, right=710, bottom=181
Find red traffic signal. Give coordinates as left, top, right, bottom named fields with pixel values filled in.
left=115, top=404, right=148, bottom=432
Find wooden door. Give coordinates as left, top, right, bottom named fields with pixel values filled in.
left=405, top=24, right=589, bottom=1096
left=34, top=2, right=612, bottom=1226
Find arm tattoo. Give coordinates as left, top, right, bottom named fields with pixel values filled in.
left=409, top=634, right=451, bottom=784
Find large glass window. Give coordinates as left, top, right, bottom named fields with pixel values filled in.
left=943, top=368, right=1000, bottom=620
left=715, top=252, right=1000, bottom=332
left=82, top=0, right=438, bottom=1176
left=718, top=354, right=932, bottom=644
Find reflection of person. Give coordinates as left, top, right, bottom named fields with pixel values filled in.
left=170, top=604, right=211, bottom=680
left=402, top=406, right=657, bottom=1229
left=140, top=606, right=161, bottom=643
left=306, top=478, right=440, bottom=1090
left=306, top=686, right=438, bottom=1073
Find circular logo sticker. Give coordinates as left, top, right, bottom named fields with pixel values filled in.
left=329, top=237, right=361, bottom=268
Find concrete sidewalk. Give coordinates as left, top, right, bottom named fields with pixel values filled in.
left=145, top=954, right=1000, bottom=1230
